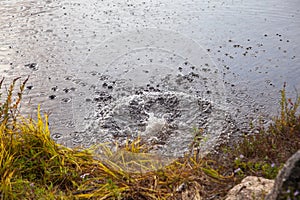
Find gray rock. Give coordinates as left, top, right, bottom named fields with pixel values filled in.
left=225, top=176, right=274, bottom=200
left=266, top=150, right=300, bottom=200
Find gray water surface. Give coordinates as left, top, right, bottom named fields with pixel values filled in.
left=0, top=0, right=299, bottom=156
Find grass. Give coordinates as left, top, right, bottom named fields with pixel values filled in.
left=208, top=83, right=300, bottom=182
left=0, top=78, right=299, bottom=199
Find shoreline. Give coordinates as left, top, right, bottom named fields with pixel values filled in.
left=1, top=79, right=300, bottom=199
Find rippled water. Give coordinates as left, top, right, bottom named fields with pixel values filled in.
left=0, top=0, right=299, bottom=156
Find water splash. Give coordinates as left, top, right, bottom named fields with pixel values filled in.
left=71, top=28, right=230, bottom=157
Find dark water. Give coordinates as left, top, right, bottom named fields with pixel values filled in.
left=0, top=0, right=299, bottom=156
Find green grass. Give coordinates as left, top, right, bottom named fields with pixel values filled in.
left=0, top=78, right=299, bottom=199
left=208, top=83, right=300, bottom=181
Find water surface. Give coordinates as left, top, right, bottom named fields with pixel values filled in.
left=1, top=0, right=299, bottom=156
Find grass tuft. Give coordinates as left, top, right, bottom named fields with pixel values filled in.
left=207, top=83, right=300, bottom=195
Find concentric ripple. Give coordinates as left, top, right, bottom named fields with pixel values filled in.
left=80, top=92, right=230, bottom=156
left=72, top=28, right=230, bottom=157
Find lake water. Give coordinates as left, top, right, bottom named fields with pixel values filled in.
left=0, top=0, right=299, bottom=156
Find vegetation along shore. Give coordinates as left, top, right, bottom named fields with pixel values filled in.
left=0, top=77, right=299, bottom=199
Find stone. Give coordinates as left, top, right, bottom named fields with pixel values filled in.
left=266, top=150, right=300, bottom=200
left=225, top=176, right=274, bottom=200
left=180, top=181, right=202, bottom=200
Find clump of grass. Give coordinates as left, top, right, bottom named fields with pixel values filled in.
left=0, top=77, right=92, bottom=199
left=208, top=83, right=300, bottom=190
